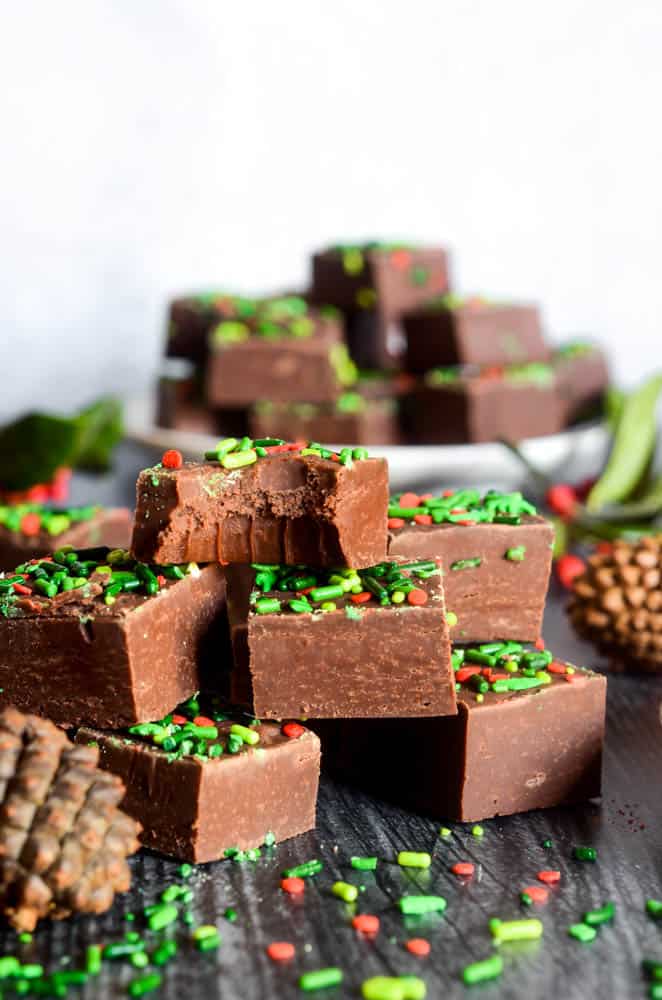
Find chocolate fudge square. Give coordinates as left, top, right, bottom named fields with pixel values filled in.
left=206, top=298, right=353, bottom=407
left=388, top=489, right=553, bottom=642
left=77, top=702, right=320, bottom=863
left=166, top=292, right=259, bottom=364
left=403, top=295, right=549, bottom=372
left=0, top=547, right=227, bottom=729
left=250, top=393, right=401, bottom=447
left=552, top=342, right=609, bottom=424
left=131, top=442, right=388, bottom=569
left=0, top=503, right=131, bottom=570
left=311, top=242, right=450, bottom=369
left=320, top=644, right=606, bottom=822
left=404, top=363, right=564, bottom=443
left=227, top=560, right=456, bottom=719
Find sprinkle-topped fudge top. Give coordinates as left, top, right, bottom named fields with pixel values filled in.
left=388, top=489, right=538, bottom=529
left=424, top=362, right=556, bottom=388
left=453, top=642, right=602, bottom=707
left=0, top=503, right=103, bottom=539
left=208, top=295, right=342, bottom=348
left=248, top=560, right=443, bottom=619
left=144, top=439, right=374, bottom=477
left=0, top=546, right=202, bottom=620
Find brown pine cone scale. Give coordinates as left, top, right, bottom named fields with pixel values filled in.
left=0, top=707, right=141, bottom=931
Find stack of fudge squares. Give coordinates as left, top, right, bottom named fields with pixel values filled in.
left=159, top=241, right=609, bottom=445
left=0, top=440, right=606, bottom=867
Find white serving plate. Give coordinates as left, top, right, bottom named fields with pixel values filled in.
left=125, top=394, right=610, bottom=492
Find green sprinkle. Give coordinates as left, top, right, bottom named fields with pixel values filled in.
left=129, top=973, right=162, bottom=996
left=0, top=957, right=20, bottom=978
left=152, top=941, right=177, bottom=966
left=505, top=545, right=526, bottom=561
left=573, top=845, right=597, bottom=862
left=351, top=856, right=378, bottom=871
left=472, top=824, right=484, bottom=837
left=439, top=827, right=452, bottom=839
left=309, top=584, right=345, bottom=603
left=224, top=907, right=238, bottom=922
left=282, top=859, right=323, bottom=879
left=398, top=895, right=447, bottom=915
left=332, top=881, right=358, bottom=903
left=583, top=901, right=614, bottom=926
left=299, top=967, right=343, bottom=992
left=650, top=984, right=662, bottom=999
left=131, top=952, right=149, bottom=969
left=647, top=900, right=662, bottom=919
left=643, top=959, right=662, bottom=981
left=446, top=611, right=458, bottom=627
left=229, top=723, right=260, bottom=746
left=362, top=976, right=426, bottom=1000
left=264, top=831, right=276, bottom=848
left=397, top=851, right=431, bottom=869
left=491, top=918, right=543, bottom=943
left=147, top=903, right=178, bottom=931
left=462, top=955, right=503, bottom=986
left=18, top=933, right=33, bottom=944
left=255, top=597, right=281, bottom=615
left=222, top=448, right=257, bottom=470
left=451, top=558, right=482, bottom=571
left=193, top=925, right=221, bottom=951
left=568, top=922, right=597, bottom=943
left=542, top=839, right=553, bottom=848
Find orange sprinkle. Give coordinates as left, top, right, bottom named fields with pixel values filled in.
left=282, top=723, right=305, bottom=739
left=388, top=518, right=405, bottom=529
left=548, top=661, right=567, bottom=674
left=451, top=862, right=474, bottom=877
left=390, top=249, right=412, bottom=270
left=407, top=588, right=428, bottom=606
left=534, top=637, right=545, bottom=650
left=537, top=870, right=561, bottom=884
left=399, top=492, right=421, bottom=508
left=19, top=513, right=41, bottom=537
left=193, top=716, right=215, bottom=727
left=413, top=514, right=433, bottom=526
left=266, top=941, right=295, bottom=961
left=522, top=885, right=549, bottom=904
left=280, top=877, right=305, bottom=895
left=350, top=592, right=372, bottom=604
left=352, top=914, right=380, bottom=935
left=171, top=714, right=187, bottom=725
left=406, top=938, right=430, bottom=956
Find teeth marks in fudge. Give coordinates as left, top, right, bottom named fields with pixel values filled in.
left=387, top=489, right=537, bottom=529
left=249, top=560, right=442, bottom=616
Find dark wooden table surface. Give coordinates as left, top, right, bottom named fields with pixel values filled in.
left=2, top=442, right=660, bottom=1000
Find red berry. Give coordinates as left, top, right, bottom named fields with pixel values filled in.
left=19, top=513, right=42, bottom=537
left=162, top=449, right=183, bottom=469
left=556, top=553, right=586, bottom=589
left=545, top=483, right=578, bottom=518
left=282, top=722, right=305, bottom=739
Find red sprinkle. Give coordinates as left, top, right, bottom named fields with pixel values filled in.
left=406, top=938, right=430, bottom=957
left=171, top=715, right=187, bottom=725
left=390, top=249, right=412, bottom=270
left=352, top=914, right=380, bottom=935
left=282, top=723, right=305, bottom=739
left=388, top=518, right=405, bottom=529
left=537, top=870, right=561, bottom=884
left=442, top=489, right=454, bottom=497
left=548, top=661, right=568, bottom=674
left=156, top=575, right=166, bottom=588
left=350, top=592, right=372, bottom=604
left=456, top=667, right=481, bottom=683
left=12, top=583, right=32, bottom=595
left=522, top=885, right=549, bottom=904
left=419, top=493, right=433, bottom=501
left=556, top=553, right=586, bottom=589
left=534, top=637, right=545, bottom=650
left=19, top=513, right=42, bottom=537
left=413, top=514, right=433, bottom=526
left=162, top=449, right=183, bottom=470
left=399, top=492, right=421, bottom=508
left=266, top=941, right=295, bottom=961
left=407, top=588, right=428, bottom=606
left=193, top=716, right=215, bottom=727
left=280, top=877, right=305, bottom=895
left=545, top=483, right=577, bottom=518
left=455, top=519, right=477, bottom=527
left=451, top=862, right=475, bottom=877
left=25, top=485, right=50, bottom=503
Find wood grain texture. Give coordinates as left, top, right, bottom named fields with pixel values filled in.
left=0, top=444, right=658, bottom=999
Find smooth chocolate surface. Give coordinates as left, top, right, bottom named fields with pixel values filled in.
left=553, top=343, right=609, bottom=424
left=131, top=450, right=389, bottom=569
left=0, top=548, right=228, bottom=729
left=0, top=506, right=131, bottom=570
left=319, top=648, right=606, bottom=821
left=250, top=396, right=401, bottom=446
left=77, top=711, right=320, bottom=863
left=388, top=490, right=553, bottom=641
left=405, top=365, right=564, bottom=443
left=311, top=244, right=450, bottom=368
left=227, top=561, right=456, bottom=719
left=403, top=298, right=548, bottom=371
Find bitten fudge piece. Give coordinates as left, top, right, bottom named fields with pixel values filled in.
left=0, top=503, right=131, bottom=569
left=166, top=292, right=259, bottom=364
left=77, top=698, right=320, bottom=863
left=319, top=644, right=606, bottom=821
left=131, top=442, right=388, bottom=569
left=552, top=342, right=609, bottom=424
left=228, top=560, right=456, bottom=719
left=403, top=294, right=549, bottom=372
left=311, top=242, right=450, bottom=369
left=388, top=489, right=553, bottom=642
left=0, top=547, right=227, bottom=728
left=206, top=297, right=354, bottom=407
left=250, top=393, right=401, bottom=446
left=404, top=363, right=564, bottom=443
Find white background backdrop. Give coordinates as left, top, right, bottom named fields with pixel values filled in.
left=1, top=1, right=661, bottom=420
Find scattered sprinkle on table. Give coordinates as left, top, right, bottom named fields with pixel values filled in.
left=406, top=938, right=431, bottom=957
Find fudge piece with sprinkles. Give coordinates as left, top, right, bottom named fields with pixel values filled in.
left=0, top=547, right=228, bottom=728
left=552, top=341, right=610, bottom=424
left=250, top=393, right=401, bottom=447
left=403, top=294, right=549, bottom=372
left=0, top=503, right=130, bottom=569
left=227, top=560, right=456, bottom=719
left=77, top=697, right=321, bottom=863
left=311, top=242, right=450, bottom=369
left=320, top=643, right=606, bottom=821
left=404, top=363, right=564, bottom=443
left=131, top=443, right=388, bottom=569
left=388, top=489, right=554, bottom=642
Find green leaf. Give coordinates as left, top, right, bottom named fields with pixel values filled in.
left=73, top=397, right=124, bottom=472
left=0, top=414, right=80, bottom=490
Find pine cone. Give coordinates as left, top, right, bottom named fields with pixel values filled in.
left=568, top=535, right=662, bottom=671
left=0, top=707, right=141, bottom=931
